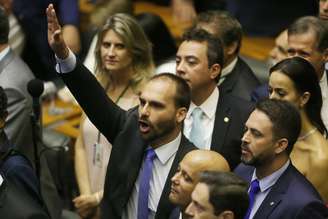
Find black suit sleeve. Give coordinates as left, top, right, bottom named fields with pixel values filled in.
left=297, top=201, right=328, bottom=219
left=60, top=62, right=127, bottom=143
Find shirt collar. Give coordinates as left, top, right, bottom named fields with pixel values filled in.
left=0, top=46, right=10, bottom=61
left=319, top=71, right=327, bottom=99
left=153, top=132, right=181, bottom=165
left=251, top=160, right=290, bottom=192
left=221, top=57, right=238, bottom=78
left=187, top=87, right=219, bottom=120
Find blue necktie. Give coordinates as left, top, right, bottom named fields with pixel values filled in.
left=137, top=148, right=156, bottom=219
left=244, top=179, right=260, bottom=219
left=189, top=107, right=205, bottom=148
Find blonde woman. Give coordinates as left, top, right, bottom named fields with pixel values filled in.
left=73, top=13, right=154, bottom=218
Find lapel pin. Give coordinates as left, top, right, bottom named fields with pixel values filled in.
left=224, top=117, right=229, bottom=123
left=270, top=202, right=275, bottom=206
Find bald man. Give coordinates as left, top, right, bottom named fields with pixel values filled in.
left=168, top=150, right=230, bottom=219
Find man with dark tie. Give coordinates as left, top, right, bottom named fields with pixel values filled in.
left=46, top=4, right=196, bottom=219
left=235, top=99, right=328, bottom=219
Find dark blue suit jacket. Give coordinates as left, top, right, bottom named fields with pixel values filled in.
left=12, top=0, right=79, bottom=80
left=219, top=58, right=260, bottom=102
left=235, top=163, right=328, bottom=219
left=226, top=0, right=318, bottom=36
left=251, top=84, right=269, bottom=103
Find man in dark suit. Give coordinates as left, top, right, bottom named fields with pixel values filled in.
left=235, top=99, right=328, bottom=219
left=0, top=174, right=50, bottom=219
left=194, top=10, right=260, bottom=102
left=46, top=4, right=196, bottom=219
left=176, top=28, right=253, bottom=169
left=0, top=86, right=50, bottom=218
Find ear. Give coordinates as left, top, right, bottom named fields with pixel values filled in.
left=218, top=210, right=234, bottom=219
left=209, top=63, right=222, bottom=81
left=299, top=91, right=310, bottom=108
left=176, top=107, right=188, bottom=124
left=274, top=138, right=289, bottom=154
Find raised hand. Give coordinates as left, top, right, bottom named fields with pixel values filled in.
left=46, top=4, right=69, bottom=59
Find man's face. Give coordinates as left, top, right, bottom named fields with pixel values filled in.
left=169, top=154, right=202, bottom=209
left=176, top=41, right=218, bottom=93
left=268, top=30, right=288, bottom=66
left=241, top=110, right=277, bottom=167
left=185, top=183, right=218, bottom=219
left=288, top=31, right=327, bottom=78
left=138, top=79, right=185, bottom=147
left=100, top=29, right=133, bottom=73
left=319, top=0, right=328, bottom=20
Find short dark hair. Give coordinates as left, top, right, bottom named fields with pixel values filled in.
left=256, top=99, right=301, bottom=154
left=196, top=10, right=242, bottom=54
left=136, top=13, right=177, bottom=66
left=0, top=6, right=9, bottom=44
left=0, top=86, right=8, bottom=120
left=288, top=16, right=328, bottom=52
left=182, top=28, right=224, bottom=69
left=150, top=73, right=191, bottom=110
left=199, top=171, right=249, bottom=219
left=270, top=57, right=327, bottom=135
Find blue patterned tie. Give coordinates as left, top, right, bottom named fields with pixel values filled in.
left=244, top=179, right=260, bottom=219
left=189, top=107, right=205, bottom=148
left=137, top=148, right=156, bottom=219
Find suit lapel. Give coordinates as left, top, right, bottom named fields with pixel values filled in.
left=253, top=164, right=293, bottom=219
left=219, top=58, right=241, bottom=95
left=211, top=94, right=232, bottom=152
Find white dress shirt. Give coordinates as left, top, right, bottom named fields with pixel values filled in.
left=248, top=160, right=290, bottom=219
left=218, top=57, right=238, bottom=85
left=122, top=133, right=181, bottom=219
left=320, top=71, right=328, bottom=131
left=184, top=87, right=219, bottom=149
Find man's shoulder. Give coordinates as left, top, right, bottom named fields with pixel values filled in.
left=233, top=58, right=260, bottom=83
left=219, top=93, right=254, bottom=114
left=280, top=165, right=323, bottom=201
left=0, top=50, right=34, bottom=89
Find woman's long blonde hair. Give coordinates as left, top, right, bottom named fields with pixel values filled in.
left=94, top=13, right=154, bottom=91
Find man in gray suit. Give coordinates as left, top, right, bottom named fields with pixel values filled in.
left=0, top=5, right=34, bottom=159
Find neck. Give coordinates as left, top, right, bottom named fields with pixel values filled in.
left=255, top=155, right=288, bottom=179
left=191, top=83, right=216, bottom=106
left=150, top=127, right=181, bottom=149
left=109, top=66, right=134, bottom=87
left=299, top=110, right=316, bottom=137
left=0, top=44, right=8, bottom=53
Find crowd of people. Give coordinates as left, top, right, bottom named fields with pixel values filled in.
left=1, top=0, right=328, bottom=219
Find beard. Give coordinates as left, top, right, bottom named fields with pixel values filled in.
left=240, top=142, right=276, bottom=168
left=140, top=116, right=177, bottom=145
